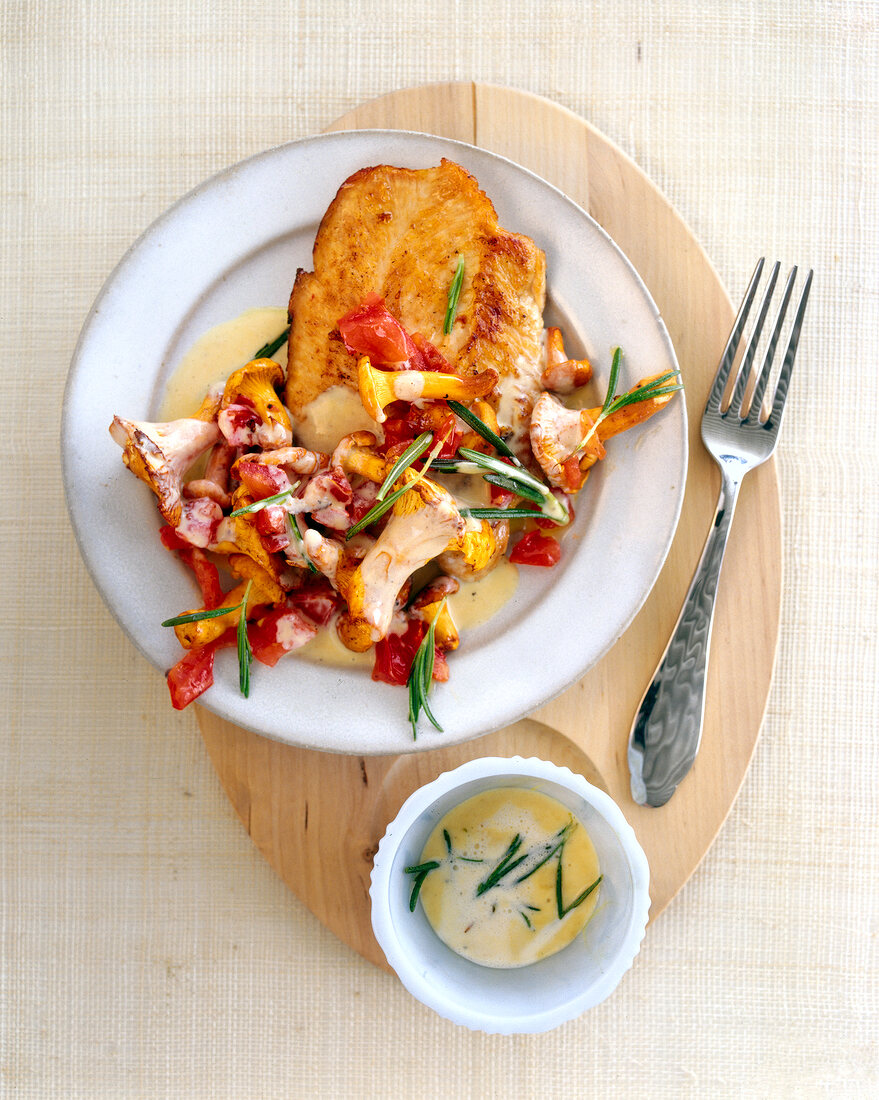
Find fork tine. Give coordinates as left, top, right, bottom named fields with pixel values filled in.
left=746, top=265, right=798, bottom=421
left=728, top=260, right=780, bottom=417
left=768, top=268, right=813, bottom=429
left=706, top=257, right=765, bottom=413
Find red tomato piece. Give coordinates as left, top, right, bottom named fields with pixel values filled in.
left=509, top=530, right=562, bottom=567
left=409, top=331, right=454, bottom=373
left=287, top=580, right=343, bottom=627
left=489, top=482, right=518, bottom=509
left=159, top=525, right=189, bottom=551
left=432, top=648, right=450, bottom=682
left=338, top=294, right=411, bottom=364
left=249, top=606, right=317, bottom=668
left=435, top=413, right=462, bottom=458
left=181, top=548, right=225, bottom=609
left=380, top=417, right=417, bottom=452
left=371, top=619, right=427, bottom=686
left=235, top=460, right=290, bottom=500
left=167, top=646, right=215, bottom=710
left=160, top=526, right=225, bottom=610
left=254, top=503, right=288, bottom=536
left=166, top=629, right=237, bottom=710
left=348, top=480, right=379, bottom=525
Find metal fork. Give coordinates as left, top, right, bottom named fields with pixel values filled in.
left=628, top=259, right=813, bottom=807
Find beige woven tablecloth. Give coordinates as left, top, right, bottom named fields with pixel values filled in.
left=3, top=2, right=877, bottom=1097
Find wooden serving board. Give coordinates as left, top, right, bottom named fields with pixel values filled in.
left=197, top=84, right=782, bottom=971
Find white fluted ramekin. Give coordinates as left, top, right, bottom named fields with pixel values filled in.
left=369, top=756, right=650, bottom=1034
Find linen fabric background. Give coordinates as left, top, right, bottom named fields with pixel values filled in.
left=2, top=2, right=877, bottom=1097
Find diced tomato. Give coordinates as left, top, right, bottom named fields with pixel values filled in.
left=254, top=504, right=287, bottom=536
left=166, top=628, right=236, bottom=710
left=159, top=526, right=225, bottom=609
left=159, top=525, right=189, bottom=551
left=249, top=606, right=317, bottom=668
left=409, top=331, right=454, bottom=373
left=371, top=619, right=447, bottom=686
left=287, top=579, right=343, bottom=627
left=235, top=460, right=290, bottom=500
left=183, top=548, right=225, bottom=609
left=217, top=403, right=260, bottom=447
left=372, top=619, right=427, bottom=686
left=380, top=417, right=417, bottom=452
left=435, top=413, right=462, bottom=458
left=509, top=530, right=562, bottom=567
left=176, top=498, right=222, bottom=548
left=348, top=480, right=379, bottom=525
left=255, top=504, right=291, bottom=552
left=432, top=648, right=450, bottom=682
left=261, top=533, right=292, bottom=554
left=560, top=454, right=584, bottom=493
left=167, top=646, right=215, bottom=710
left=489, top=482, right=518, bottom=509
left=536, top=491, right=575, bottom=529
left=338, top=294, right=411, bottom=364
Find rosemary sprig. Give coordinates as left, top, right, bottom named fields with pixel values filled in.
left=161, top=604, right=243, bottom=628
left=376, top=432, right=433, bottom=501
left=229, top=488, right=295, bottom=517
left=346, top=437, right=443, bottom=540
left=576, top=347, right=682, bottom=452
left=443, top=256, right=465, bottom=335
left=253, top=327, right=290, bottom=360
left=403, top=860, right=440, bottom=911
left=446, top=399, right=520, bottom=465
left=161, top=580, right=254, bottom=698
left=407, top=598, right=445, bottom=739
left=445, top=447, right=569, bottom=525
left=461, top=507, right=548, bottom=521
left=237, top=579, right=254, bottom=696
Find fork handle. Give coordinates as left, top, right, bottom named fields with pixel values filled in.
left=628, top=464, right=743, bottom=807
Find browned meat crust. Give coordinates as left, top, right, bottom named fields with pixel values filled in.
left=286, top=159, right=546, bottom=449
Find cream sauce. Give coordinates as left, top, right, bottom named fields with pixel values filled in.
left=447, top=560, right=518, bottom=630
left=159, top=307, right=289, bottom=421
left=417, top=787, right=601, bottom=968
left=295, top=385, right=382, bottom=453
left=296, top=623, right=372, bottom=668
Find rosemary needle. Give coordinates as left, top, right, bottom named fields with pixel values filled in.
left=252, top=326, right=290, bottom=360
left=229, top=488, right=295, bottom=517
left=443, top=256, right=465, bottom=335
left=376, top=432, right=433, bottom=501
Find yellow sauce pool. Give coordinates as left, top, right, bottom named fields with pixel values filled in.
left=415, top=787, right=601, bottom=968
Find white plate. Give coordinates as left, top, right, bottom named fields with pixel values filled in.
left=62, top=130, right=686, bottom=754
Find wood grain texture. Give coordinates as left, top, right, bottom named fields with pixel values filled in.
left=198, top=83, right=781, bottom=972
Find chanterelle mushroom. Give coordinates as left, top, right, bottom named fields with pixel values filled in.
left=540, top=327, right=593, bottom=395
left=438, top=517, right=510, bottom=581
left=219, top=358, right=292, bottom=449
left=109, top=415, right=221, bottom=526
left=357, top=357, right=499, bottom=423
left=340, top=473, right=465, bottom=647
left=529, top=392, right=605, bottom=493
